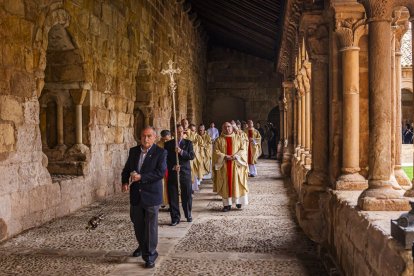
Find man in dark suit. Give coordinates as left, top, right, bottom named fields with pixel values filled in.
left=164, top=124, right=195, bottom=225
left=121, top=126, right=167, bottom=269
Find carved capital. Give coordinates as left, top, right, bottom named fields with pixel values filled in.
left=335, top=18, right=367, bottom=51
left=358, top=0, right=393, bottom=22
left=305, top=24, right=329, bottom=62
left=394, top=22, right=409, bottom=52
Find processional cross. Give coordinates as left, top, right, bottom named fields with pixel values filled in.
left=161, top=60, right=181, bottom=186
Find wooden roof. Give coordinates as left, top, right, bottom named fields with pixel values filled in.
left=187, top=0, right=286, bottom=61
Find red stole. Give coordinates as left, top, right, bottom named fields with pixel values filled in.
left=225, top=136, right=233, bottom=197
left=248, top=130, right=253, bottom=164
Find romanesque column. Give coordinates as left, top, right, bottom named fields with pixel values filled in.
left=335, top=18, right=367, bottom=190
left=302, top=63, right=312, bottom=165
left=405, top=17, right=414, bottom=196
left=394, top=18, right=411, bottom=188
left=70, top=89, right=87, bottom=145
left=357, top=0, right=407, bottom=210
left=300, top=23, right=330, bottom=210
left=56, top=103, right=65, bottom=149
left=296, top=85, right=303, bottom=157
left=300, top=74, right=306, bottom=162
left=282, top=81, right=294, bottom=175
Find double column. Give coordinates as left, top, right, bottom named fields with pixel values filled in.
left=357, top=0, right=407, bottom=210
left=335, top=18, right=367, bottom=190
left=282, top=81, right=295, bottom=175
left=300, top=22, right=330, bottom=209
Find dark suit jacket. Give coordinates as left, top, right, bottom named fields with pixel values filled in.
left=121, top=144, right=167, bottom=206
left=164, top=139, right=195, bottom=183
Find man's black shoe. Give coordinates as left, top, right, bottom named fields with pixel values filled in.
left=132, top=247, right=141, bottom=257
left=236, top=204, right=242, bottom=209
left=187, top=217, right=192, bottom=222
left=144, top=262, right=155, bottom=268
left=222, top=206, right=231, bottom=212
left=171, top=220, right=179, bottom=226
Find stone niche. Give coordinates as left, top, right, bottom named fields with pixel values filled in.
left=39, top=24, right=90, bottom=176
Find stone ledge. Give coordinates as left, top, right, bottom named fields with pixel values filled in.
left=325, top=190, right=413, bottom=276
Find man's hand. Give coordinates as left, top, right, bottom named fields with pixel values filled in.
left=131, top=173, right=141, bottom=182
left=173, top=165, right=181, bottom=172
left=249, top=138, right=253, bottom=142
left=122, top=183, right=129, bottom=193
left=175, top=147, right=182, bottom=154
left=224, top=155, right=233, bottom=161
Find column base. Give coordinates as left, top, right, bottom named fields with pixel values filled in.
left=357, top=182, right=409, bottom=211
left=394, top=167, right=412, bottom=190
left=281, top=153, right=292, bottom=176
left=335, top=173, right=368, bottom=190
left=304, top=154, right=312, bottom=166
left=295, top=202, right=325, bottom=244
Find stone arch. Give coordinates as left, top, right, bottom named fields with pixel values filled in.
left=210, top=96, right=246, bottom=129
left=267, top=106, right=280, bottom=129
left=37, top=16, right=89, bottom=176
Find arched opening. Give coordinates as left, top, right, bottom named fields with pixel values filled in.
left=210, top=96, right=246, bottom=129
left=39, top=24, right=87, bottom=176
left=267, top=106, right=280, bottom=128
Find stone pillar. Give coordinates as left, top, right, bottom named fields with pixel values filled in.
left=296, top=88, right=302, bottom=156
left=296, top=22, right=330, bottom=242
left=56, top=103, right=66, bottom=151
left=394, top=18, right=411, bottom=188
left=282, top=81, right=294, bottom=175
left=357, top=0, right=407, bottom=211
left=335, top=18, right=368, bottom=190
left=302, top=67, right=312, bottom=165
left=69, top=89, right=90, bottom=157
left=293, top=91, right=298, bottom=147
left=75, top=104, right=82, bottom=144
left=405, top=17, right=414, bottom=196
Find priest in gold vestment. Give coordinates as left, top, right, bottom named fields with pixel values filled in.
left=213, top=122, right=249, bottom=212
left=245, top=120, right=261, bottom=177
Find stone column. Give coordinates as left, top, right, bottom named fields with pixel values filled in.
left=302, top=65, right=312, bottom=165
left=282, top=81, right=294, bottom=175
left=69, top=89, right=90, bottom=156
left=56, top=103, right=66, bottom=150
left=405, top=17, right=414, bottom=196
left=394, top=19, right=411, bottom=188
left=293, top=90, right=298, bottom=148
left=300, top=75, right=306, bottom=160
left=357, top=0, right=407, bottom=211
left=296, top=87, right=303, bottom=157
left=335, top=18, right=368, bottom=190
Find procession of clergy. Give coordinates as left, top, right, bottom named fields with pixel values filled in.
left=157, top=118, right=262, bottom=213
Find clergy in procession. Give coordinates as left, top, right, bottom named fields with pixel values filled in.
left=245, top=120, right=262, bottom=177
left=189, top=123, right=205, bottom=190
left=213, top=122, right=249, bottom=212
left=198, top=124, right=213, bottom=179
left=156, top=130, right=172, bottom=208
left=164, top=124, right=195, bottom=225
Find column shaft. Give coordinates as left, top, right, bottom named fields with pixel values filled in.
left=75, top=104, right=83, bottom=144
left=301, top=94, right=306, bottom=150
left=305, top=91, right=311, bottom=152
left=57, top=104, right=64, bottom=146
left=297, top=96, right=302, bottom=153
left=358, top=20, right=405, bottom=210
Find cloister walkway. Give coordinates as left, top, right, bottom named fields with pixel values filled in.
left=0, top=160, right=326, bottom=275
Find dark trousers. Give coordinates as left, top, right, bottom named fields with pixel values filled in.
left=130, top=203, right=160, bottom=263
left=167, top=174, right=192, bottom=221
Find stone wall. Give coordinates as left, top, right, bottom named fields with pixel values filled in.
left=0, top=0, right=207, bottom=241
left=205, top=47, right=280, bottom=128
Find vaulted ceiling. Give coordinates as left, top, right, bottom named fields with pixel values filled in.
left=186, top=0, right=286, bottom=61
